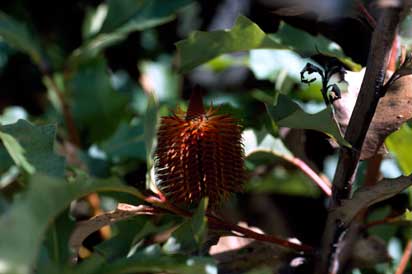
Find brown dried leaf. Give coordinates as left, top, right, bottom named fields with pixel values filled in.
left=69, top=203, right=156, bottom=256
left=334, top=175, right=412, bottom=225
left=333, top=70, right=412, bottom=159
left=351, top=236, right=391, bottom=268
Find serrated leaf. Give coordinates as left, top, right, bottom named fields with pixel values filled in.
left=176, top=16, right=360, bottom=73
left=266, top=94, right=349, bottom=146
left=0, top=120, right=65, bottom=177
left=0, top=174, right=143, bottom=274
left=0, top=11, right=43, bottom=65
left=0, top=131, right=35, bottom=174
left=66, top=57, right=128, bottom=143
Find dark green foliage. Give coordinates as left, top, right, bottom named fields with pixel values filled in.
left=0, top=1, right=411, bottom=274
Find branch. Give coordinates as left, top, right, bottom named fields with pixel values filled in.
left=70, top=196, right=315, bottom=262
left=157, top=199, right=315, bottom=253
left=395, top=239, right=412, bottom=274
left=317, top=5, right=404, bottom=273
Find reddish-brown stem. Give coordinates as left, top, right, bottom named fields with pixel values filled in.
left=365, top=214, right=411, bottom=229
left=284, top=154, right=332, bottom=196
left=44, top=74, right=81, bottom=146
left=249, top=149, right=331, bottom=196
left=147, top=194, right=314, bottom=253
left=207, top=214, right=314, bottom=253
left=395, top=240, right=412, bottom=274
left=357, top=1, right=377, bottom=28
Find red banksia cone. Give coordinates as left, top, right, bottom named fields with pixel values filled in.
left=155, top=91, right=245, bottom=208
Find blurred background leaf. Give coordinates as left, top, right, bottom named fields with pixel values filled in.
left=0, top=174, right=142, bottom=274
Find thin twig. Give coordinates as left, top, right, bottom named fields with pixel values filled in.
left=365, top=215, right=405, bottom=229
left=248, top=149, right=331, bottom=196
left=44, top=74, right=81, bottom=146
left=357, top=1, right=377, bottom=28
left=395, top=240, right=412, bottom=274
left=207, top=214, right=314, bottom=253
left=283, top=154, right=332, bottom=196
left=153, top=198, right=314, bottom=253
left=317, top=5, right=403, bottom=273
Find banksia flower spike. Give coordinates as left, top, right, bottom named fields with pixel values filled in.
left=154, top=91, right=245, bottom=208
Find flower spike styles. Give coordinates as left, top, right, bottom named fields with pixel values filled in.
left=155, top=90, right=245, bottom=208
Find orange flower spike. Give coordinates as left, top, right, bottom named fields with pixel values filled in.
left=154, top=90, right=245, bottom=208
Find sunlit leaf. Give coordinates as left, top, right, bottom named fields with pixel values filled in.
left=0, top=130, right=35, bottom=174
left=243, top=129, right=292, bottom=158
left=0, top=120, right=65, bottom=177
left=176, top=16, right=360, bottom=73
left=266, top=94, right=349, bottom=146
left=386, top=124, right=412, bottom=175
left=144, top=92, right=159, bottom=190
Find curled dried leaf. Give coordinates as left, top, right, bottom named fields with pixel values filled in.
left=333, top=69, right=412, bottom=159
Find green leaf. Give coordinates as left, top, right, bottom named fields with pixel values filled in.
left=0, top=11, right=43, bottom=66
left=0, top=131, right=35, bottom=174
left=70, top=0, right=192, bottom=63
left=403, top=209, right=412, bottom=221
left=0, top=120, right=65, bottom=177
left=100, top=121, right=146, bottom=161
left=43, top=210, right=76, bottom=265
left=144, top=92, right=159, bottom=188
left=0, top=174, right=143, bottom=274
left=94, top=218, right=149, bottom=260
left=101, top=0, right=192, bottom=34
left=66, top=57, right=128, bottom=143
left=266, top=94, right=349, bottom=146
left=243, top=129, right=293, bottom=158
left=176, top=16, right=360, bottom=73
left=163, top=199, right=208, bottom=254
left=191, top=198, right=208, bottom=246
left=386, top=124, right=412, bottom=175
left=99, top=245, right=216, bottom=274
